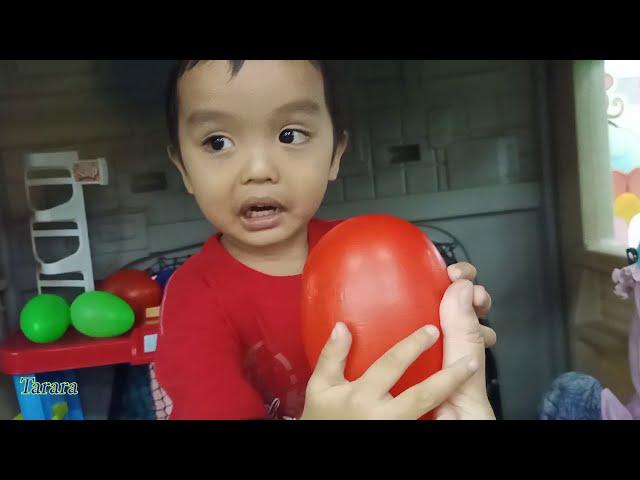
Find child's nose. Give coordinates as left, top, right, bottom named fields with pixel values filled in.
left=241, top=148, right=280, bottom=185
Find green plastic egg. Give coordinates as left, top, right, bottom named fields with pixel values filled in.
left=20, top=294, right=71, bottom=343
left=70, top=291, right=135, bottom=338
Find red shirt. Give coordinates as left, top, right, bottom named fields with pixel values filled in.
left=154, top=218, right=342, bottom=420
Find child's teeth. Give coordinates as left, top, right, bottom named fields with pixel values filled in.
left=248, top=208, right=276, bottom=218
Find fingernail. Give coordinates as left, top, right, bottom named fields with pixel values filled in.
left=331, top=322, right=344, bottom=341
left=424, top=325, right=439, bottom=338
left=467, top=358, right=479, bottom=372
left=449, top=267, right=461, bottom=280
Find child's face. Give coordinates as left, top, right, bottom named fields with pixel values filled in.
left=171, top=60, right=347, bottom=249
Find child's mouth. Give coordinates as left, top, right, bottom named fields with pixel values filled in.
left=244, top=205, right=280, bottom=219
left=239, top=198, right=285, bottom=231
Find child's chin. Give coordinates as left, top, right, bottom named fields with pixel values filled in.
left=241, top=225, right=289, bottom=245
left=243, top=220, right=308, bottom=247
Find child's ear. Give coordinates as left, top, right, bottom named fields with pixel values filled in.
left=167, top=145, right=194, bottom=195
left=329, top=132, right=349, bottom=181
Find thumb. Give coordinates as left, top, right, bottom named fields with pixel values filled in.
left=307, top=322, right=352, bottom=392
left=439, top=280, right=486, bottom=388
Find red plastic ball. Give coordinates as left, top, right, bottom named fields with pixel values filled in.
left=98, top=269, right=162, bottom=324
left=301, top=214, right=450, bottom=419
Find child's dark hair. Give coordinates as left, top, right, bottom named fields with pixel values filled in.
left=165, top=60, right=347, bottom=158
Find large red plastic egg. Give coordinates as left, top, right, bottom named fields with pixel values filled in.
left=98, top=269, right=162, bottom=324
left=301, top=214, right=450, bottom=419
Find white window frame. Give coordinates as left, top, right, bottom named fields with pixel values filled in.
left=573, top=60, right=622, bottom=258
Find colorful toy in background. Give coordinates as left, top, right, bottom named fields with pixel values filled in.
left=14, top=401, right=68, bottom=420
left=301, top=214, right=450, bottom=420
left=539, top=259, right=640, bottom=420
left=19, top=291, right=135, bottom=342
left=19, top=294, right=71, bottom=343
left=17, top=267, right=161, bottom=343
left=98, top=269, right=162, bottom=325
left=71, top=291, right=134, bottom=338
left=153, top=267, right=175, bottom=290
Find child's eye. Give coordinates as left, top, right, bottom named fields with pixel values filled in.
left=279, top=129, right=309, bottom=145
left=204, top=135, right=234, bottom=152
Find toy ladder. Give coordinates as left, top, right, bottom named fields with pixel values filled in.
left=24, top=151, right=108, bottom=295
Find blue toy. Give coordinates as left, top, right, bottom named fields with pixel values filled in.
left=154, top=268, right=175, bottom=289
